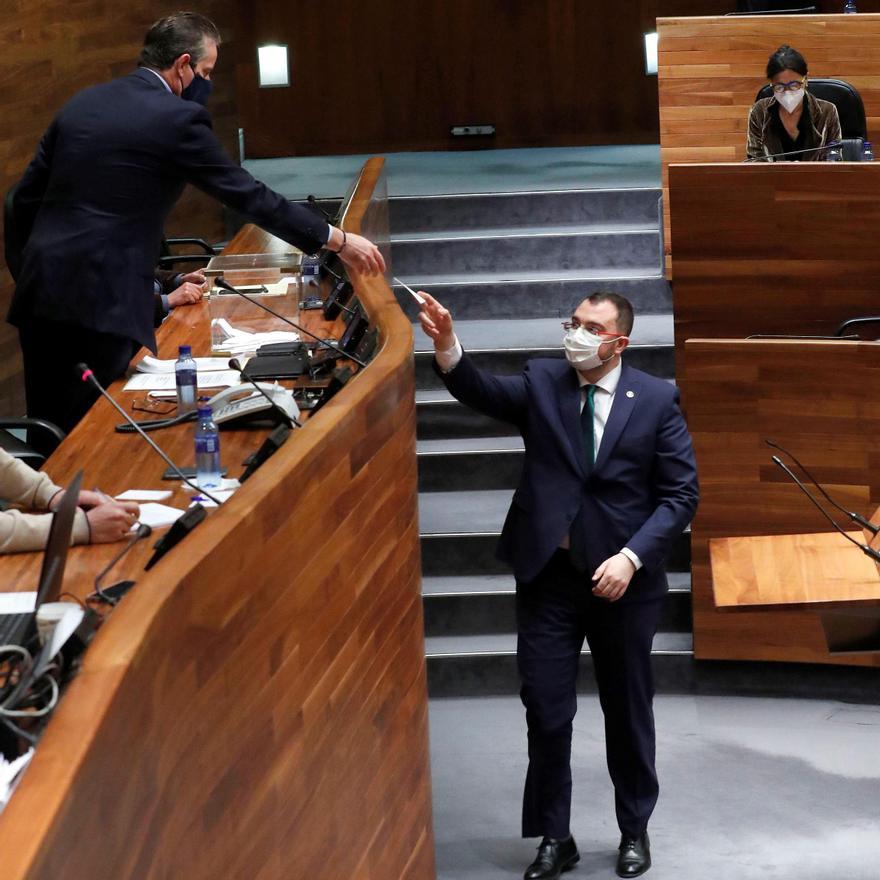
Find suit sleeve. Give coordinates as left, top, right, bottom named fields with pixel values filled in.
left=624, top=389, right=699, bottom=571
left=434, top=349, right=529, bottom=427
left=171, top=109, right=330, bottom=255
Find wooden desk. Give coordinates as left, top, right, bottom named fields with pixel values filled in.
left=669, top=161, right=880, bottom=380
left=658, top=13, right=880, bottom=262
left=681, top=337, right=880, bottom=668
left=0, top=159, right=436, bottom=879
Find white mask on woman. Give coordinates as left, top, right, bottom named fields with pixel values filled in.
left=776, top=89, right=805, bottom=114
left=563, top=326, right=621, bottom=370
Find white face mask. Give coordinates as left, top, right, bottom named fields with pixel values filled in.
left=563, top=326, right=621, bottom=371
left=776, top=89, right=805, bottom=114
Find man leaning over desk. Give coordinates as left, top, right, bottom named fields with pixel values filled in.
left=8, top=11, right=386, bottom=434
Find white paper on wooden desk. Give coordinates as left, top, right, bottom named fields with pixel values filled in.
left=115, top=489, right=173, bottom=502
left=136, top=355, right=232, bottom=374
left=124, top=371, right=241, bottom=392
left=134, top=503, right=186, bottom=529
left=0, top=592, right=37, bottom=614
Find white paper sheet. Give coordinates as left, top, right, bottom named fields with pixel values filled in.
left=124, top=371, right=240, bottom=392
left=0, top=592, right=37, bottom=614
left=0, top=748, right=34, bottom=812
left=135, top=503, right=187, bottom=529
left=136, top=355, right=233, bottom=373
left=115, top=489, right=173, bottom=502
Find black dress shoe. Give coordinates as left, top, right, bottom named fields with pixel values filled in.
left=616, top=831, right=650, bottom=877
left=524, top=835, right=579, bottom=880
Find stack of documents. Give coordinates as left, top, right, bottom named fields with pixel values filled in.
left=124, top=354, right=241, bottom=392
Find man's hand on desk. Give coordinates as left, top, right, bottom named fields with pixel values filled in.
left=178, top=270, right=206, bottom=287
left=52, top=491, right=140, bottom=543
left=86, top=501, right=140, bottom=543
left=326, top=227, right=386, bottom=276
left=167, top=281, right=205, bottom=308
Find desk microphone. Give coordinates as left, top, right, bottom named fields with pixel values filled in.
left=77, top=363, right=221, bottom=506
left=744, top=142, right=838, bottom=163
left=771, top=455, right=880, bottom=563
left=92, top=523, right=152, bottom=605
left=214, top=276, right=367, bottom=368
left=765, top=439, right=879, bottom=536
left=227, top=358, right=300, bottom=428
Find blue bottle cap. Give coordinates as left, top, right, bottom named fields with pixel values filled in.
left=179, top=344, right=192, bottom=356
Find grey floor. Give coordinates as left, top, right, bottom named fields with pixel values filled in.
left=429, top=695, right=880, bottom=880
left=244, top=144, right=661, bottom=199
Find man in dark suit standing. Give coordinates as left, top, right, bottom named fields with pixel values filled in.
left=419, top=291, right=698, bottom=879
left=8, top=12, right=384, bottom=433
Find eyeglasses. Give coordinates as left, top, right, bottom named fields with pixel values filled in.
left=771, top=80, right=806, bottom=94
left=561, top=321, right=618, bottom=335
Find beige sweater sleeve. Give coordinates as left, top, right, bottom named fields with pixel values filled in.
left=0, top=449, right=90, bottom=553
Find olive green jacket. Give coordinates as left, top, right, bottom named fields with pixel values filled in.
left=747, top=91, right=842, bottom=161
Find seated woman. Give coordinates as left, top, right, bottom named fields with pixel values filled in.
left=747, top=45, right=841, bottom=161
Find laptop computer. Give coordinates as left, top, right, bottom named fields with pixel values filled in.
left=0, top=469, right=83, bottom=648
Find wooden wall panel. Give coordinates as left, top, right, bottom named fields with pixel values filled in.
left=0, top=160, right=436, bottom=879
left=658, top=13, right=880, bottom=261
left=0, top=1, right=238, bottom=418
left=682, top=338, right=880, bottom=667
left=669, top=161, right=880, bottom=378
left=232, top=0, right=732, bottom=159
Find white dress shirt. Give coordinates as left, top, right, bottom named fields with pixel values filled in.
left=435, top=336, right=642, bottom=571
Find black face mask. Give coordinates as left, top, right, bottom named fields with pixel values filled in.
left=182, top=72, right=213, bottom=106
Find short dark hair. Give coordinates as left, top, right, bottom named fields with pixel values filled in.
left=139, top=12, right=221, bottom=70
left=584, top=291, right=634, bottom=336
left=766, top=45, right=807, bottom=79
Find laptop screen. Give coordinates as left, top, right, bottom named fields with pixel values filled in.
left=34, top=469, right=83, bottom=607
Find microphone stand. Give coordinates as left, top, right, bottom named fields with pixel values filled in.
left=92, top=523, right=153, bottom=605
left=214, top=277, right=367, bottom=368
left=77, top=363, right=222, bottom=506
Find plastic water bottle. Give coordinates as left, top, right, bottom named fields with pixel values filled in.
left=844, top=0, right=858, bottom=12
left=194, top=404, right=222, bottom=490
left=863, top=141, right=874, bottom=161
left=175, top=345, right=197, bottom=414
left=826, top=141, right=843, bottom=162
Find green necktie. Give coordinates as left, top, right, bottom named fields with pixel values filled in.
left=581, top=384, right=596, bottom=472
left=569, top=385, right=596, bottom=572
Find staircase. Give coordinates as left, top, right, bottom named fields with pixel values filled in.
left=389, top=187, right=692, bottom=697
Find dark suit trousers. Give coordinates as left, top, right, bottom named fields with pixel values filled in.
left=517, top=549, right=662, bottom=840
left=19, top=319, right=138, bottom=434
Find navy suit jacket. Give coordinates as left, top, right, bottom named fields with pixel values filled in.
left=437, top=352, right=699, bottom=603
left=8, top=68, right=329, bottom=352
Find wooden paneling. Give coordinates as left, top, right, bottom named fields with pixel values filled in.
left=0, top=159, right=436, bottom=879
left=658, top=13, right=880, bottom=260
left=681, top=337, right=880, bottom=666
left=232, top=1, right=733, bottom=158
left=0, top=1, right=239, bottom=417
left=669, top=161, right=880, bottom=377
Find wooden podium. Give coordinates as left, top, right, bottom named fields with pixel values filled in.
left=711, top=529, right=880, bottom=655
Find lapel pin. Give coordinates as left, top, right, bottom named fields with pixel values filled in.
left=626, top=390, right=635, bottom=399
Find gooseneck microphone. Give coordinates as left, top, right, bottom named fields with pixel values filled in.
left=771, top=455, right=880, bottom=563
left=306, top=194, right=335, bottom=223
left=745, top=142, right=838, bottom=163
left=92, top=523, right=153, bottom=605
left=227, top=358, right=300, bottom=428
left=77, top=364, right=222, bottom=506
left=765, top=439, right=879, bottom=536
left=214, top=277, right=367, bottom=368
